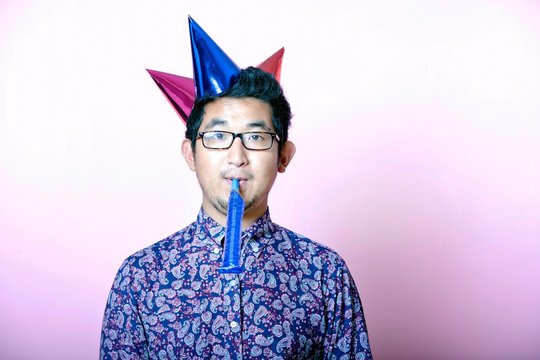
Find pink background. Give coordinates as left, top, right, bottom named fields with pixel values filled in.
left=1, top=0, right=539, bottom=359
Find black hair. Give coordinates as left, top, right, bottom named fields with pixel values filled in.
left=185, top=66, right=292, bottom=153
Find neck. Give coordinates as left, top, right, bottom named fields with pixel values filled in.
left=202, top=203, right=267, bottom=230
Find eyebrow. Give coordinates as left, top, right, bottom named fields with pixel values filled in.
left=203, top=119, right=273, bottom=131
left=202, top=118, right=227, bottom=130
left=246, top=120, right=273, bottom=131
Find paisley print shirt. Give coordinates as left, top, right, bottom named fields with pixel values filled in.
left=100, top=209, right=372, bottom=359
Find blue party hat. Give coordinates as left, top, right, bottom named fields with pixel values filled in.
left=189, top=16, right=241, bottom=97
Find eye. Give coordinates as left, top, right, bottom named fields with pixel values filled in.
left=206, top=131, right=227, bottom=140
left=246, top=133, right=267, bottom=142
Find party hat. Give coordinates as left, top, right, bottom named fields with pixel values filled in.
left=147, top=16, right=284, bottom=124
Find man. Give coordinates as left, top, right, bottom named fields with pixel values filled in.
left=100, top=18, right=372, bottom=360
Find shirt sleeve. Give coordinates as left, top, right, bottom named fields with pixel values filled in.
left=100, top=259, right=149, bottom=360
left=322, top=260, right=372, bottom=360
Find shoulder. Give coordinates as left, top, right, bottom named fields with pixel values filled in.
left=116, top=221, right=197, bottom=278
left=271, top=223, right=349, bottom=273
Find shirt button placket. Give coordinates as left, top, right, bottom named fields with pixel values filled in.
left=224, top=274, right=243, bottom=359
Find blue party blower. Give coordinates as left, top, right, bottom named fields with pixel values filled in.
left=220, top=178, right=244, bottom=273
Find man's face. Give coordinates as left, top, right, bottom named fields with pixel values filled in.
left=182, top=97, right=295, bottom=226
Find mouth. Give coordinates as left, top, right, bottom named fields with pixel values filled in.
left=224, top=176, right=248, bottom=188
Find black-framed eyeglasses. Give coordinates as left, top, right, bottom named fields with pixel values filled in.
left=197, top=131, right=280, bottom=150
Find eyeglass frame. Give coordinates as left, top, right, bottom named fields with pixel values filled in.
left=196, top=131, right=281, bottom=150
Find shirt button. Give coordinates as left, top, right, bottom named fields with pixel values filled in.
left=230, top=321, right=239, bottom=329
left=212, top=248, right=220, bottom=254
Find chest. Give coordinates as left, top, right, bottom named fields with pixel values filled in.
left=137, top=251, right=326, bottom=358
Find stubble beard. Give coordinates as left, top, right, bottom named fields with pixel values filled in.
left=214, top=193, right=260, bottom=217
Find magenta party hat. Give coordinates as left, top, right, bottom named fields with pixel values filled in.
left=147, top=16, right=285, bottom=124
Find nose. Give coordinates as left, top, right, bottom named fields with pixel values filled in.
left=227, top=136, right=248, bottom=167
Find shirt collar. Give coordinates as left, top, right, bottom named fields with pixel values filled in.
left=195, top=207, right=275, bottom=247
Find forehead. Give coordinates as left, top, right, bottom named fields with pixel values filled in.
left=200, top=97, right=274, bottom=130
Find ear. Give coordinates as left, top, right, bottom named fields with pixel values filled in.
left=181, top=138, right=196, bottom=171
left=277, top=141, right=296, bottom=173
